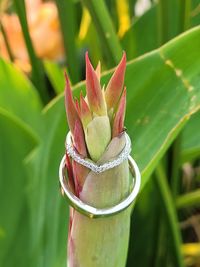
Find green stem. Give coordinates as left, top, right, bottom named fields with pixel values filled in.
left=154, top=217, right=168, bottom=267
left=180, top=0, right=191, bottom=32
left=14, top=0, right=49, bottom=103
left=56, top=0, right=81, bottom=84
left=176, top=189, right=200, bottom=209
left=0, top=21, right=14, bottom=61
left=168, top=0, right=191, bottom=198
left=82, top=0, right=122, bottom=66
left=157, top=0, right=167, bottom=45
left=170, top=135, right=182, bottom=197
left=155, top=163, right=185, bottom=267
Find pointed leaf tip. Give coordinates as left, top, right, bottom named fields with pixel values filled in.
left=112, top=87, right=126, bottom=138
left=105, top=52, right=126, bottom=112
left=85, top=52, right=106, bottom=115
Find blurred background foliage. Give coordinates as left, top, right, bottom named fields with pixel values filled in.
left=0, top=0, right=200, bottom=266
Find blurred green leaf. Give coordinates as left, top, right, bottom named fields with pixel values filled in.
left=24, top=102, right=69, bottom=267
left=181, top=111, right=200, bottom=162
left=157, top=0, right=182, bottom=44
left=44, top=60, right=65, bottom=94
left=79, top=19, right=103, bottom=66
left=0, top=58, right=42, bottom=135
left=191, top=0, right=200, bottom=27
left=127, top=180, right=161, bottom=266
left=122, top=5, right=158, bottom=59
left=14, top=0, right=49, bottom=102
left=176, top=189, right=200, bottom=209
left=82, top=0, right=122, bottom=66
left=0, top=108, right=38, bottom=266
left=55, top=0, right=81, bottom=84
left=0, top=21, right=14, bottom=62
left=155, top=164, right=184, bottom=267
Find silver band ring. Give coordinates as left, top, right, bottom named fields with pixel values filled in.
left=59, top=154, right=141, bottom=218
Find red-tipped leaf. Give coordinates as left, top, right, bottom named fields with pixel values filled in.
left=105, top=52, right=126, bottom=111
left=112, top=87, right=126, bottom=138
left=85, top=52, right=106, bottom=116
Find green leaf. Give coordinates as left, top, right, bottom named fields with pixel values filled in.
left=155, top=164, right=184, bottom=267
left=181, top=111, right=200, bottom=162
left=157, top=0, right=182, bottom=44
left=0, top=58, right=42, bottom=135
left=191, top=0, right=200, bottom=27
left=127, top=180, right=161, bottom=266
left=122, top=0, right=193, bottom=60
left=0, top=22, right=14, bottom=62
left=82, top=0, right=122, bottom=66
left=24, top=102, right=69, bottom=267
left=176, top=189, right=200, bottom=209
left=79, top=20, right=103, bottom=66
left=44, top=60, right=65, bottom=94
left=121, top=5, right=158, bottom=59
left=55, top=0, right=81, bottom=83
left=14, top=0, right=49, bottom=102
left=0, top=108, right=38, bottom=266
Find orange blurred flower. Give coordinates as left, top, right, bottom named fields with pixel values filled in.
left=0, top=0, right=64, bottom=72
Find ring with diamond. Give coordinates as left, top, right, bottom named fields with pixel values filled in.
left=65, top=131, right=131, bottom=173
left=59, top=153, right=141, bottom=218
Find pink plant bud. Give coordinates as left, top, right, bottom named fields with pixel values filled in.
left=112, top=87, right=126, bottom=138
left=64, top=72, right=79, bottom=134
left=85, top=52, right=106, bottom=116
left=105, top=52, right=126, bottom=111
left=80, top=93, right=92, bottom=129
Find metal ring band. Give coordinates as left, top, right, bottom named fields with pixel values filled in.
left=59, top=154, right=141, bottom=218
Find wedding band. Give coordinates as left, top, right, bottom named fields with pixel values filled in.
left=59, top=154, right=141, bottom=218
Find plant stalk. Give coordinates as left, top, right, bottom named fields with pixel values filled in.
left=14, top=0, right=49, bottom=103
left=155, top=163, right=185, bottom=267
left=82, top=0, right=122, bottom=66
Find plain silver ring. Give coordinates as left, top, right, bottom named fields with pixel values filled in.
left=59, top=154, right=141, bottom=218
